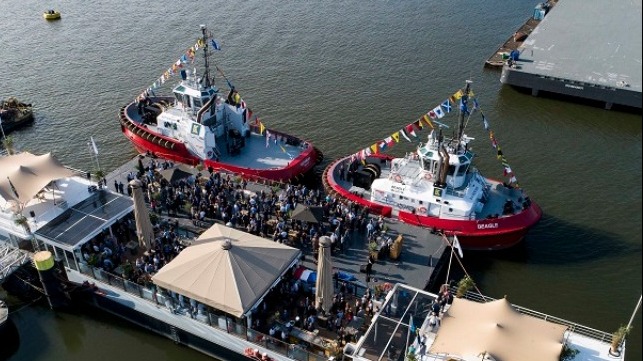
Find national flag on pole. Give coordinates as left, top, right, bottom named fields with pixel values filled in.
left=90, top=137, right=99, bottom=155
left=459, top=98, right=470, bottom=115
left=452, top=235, right=464, bottom=258
left=211, top=39, right=221, bottom=50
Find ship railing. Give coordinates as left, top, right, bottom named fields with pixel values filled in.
left=77, top=263, right=330, bottom=361
left=455, top=288, right=614, bottom=344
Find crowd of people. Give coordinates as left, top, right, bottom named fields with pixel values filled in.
left=81, top=155, right=403, bottom=356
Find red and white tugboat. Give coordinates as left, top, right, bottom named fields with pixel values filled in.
left=323, top=81, right=541, bottom=250
left=119, top=25, right=322, bottom=182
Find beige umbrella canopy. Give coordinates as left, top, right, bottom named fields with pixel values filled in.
left=0, top=152, right=75, bottom=203
left=315, top=236, right=334, bottom=314
left=152, top=224, right=301, bottom=318
left=430, top=297, right=567, bottom=361
left=129, top=179, right=155, bottom=251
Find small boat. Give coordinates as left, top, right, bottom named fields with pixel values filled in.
left=0, top=97, right=34, bottom=135
left=323, top=81, right=541, bottom=250
left=43, top=10, right=61, bottom=20
left=119, top=25, right=322, bottom=183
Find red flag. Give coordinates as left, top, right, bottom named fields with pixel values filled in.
left=405, top=124, right=417, bottom=138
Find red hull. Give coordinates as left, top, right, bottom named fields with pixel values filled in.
left=119, top=106, right=321, bottom=183
left=323, top=157, right=542, bottom=250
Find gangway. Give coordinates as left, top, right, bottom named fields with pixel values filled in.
left=0, top=243, right=32, bottom=284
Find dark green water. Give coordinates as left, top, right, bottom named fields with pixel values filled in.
left=1, top=0, right=640, bottom=360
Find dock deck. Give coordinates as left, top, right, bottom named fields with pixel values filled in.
left=485, top=1, right=557, bottom=68
left=105, top=155, right=449, bottom=291
left=485, top=17, right=543, bottom=68
left=499, top=0, right=642, bottom=109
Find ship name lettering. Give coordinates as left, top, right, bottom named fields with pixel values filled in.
left=477, top=222, right=498, bottom=229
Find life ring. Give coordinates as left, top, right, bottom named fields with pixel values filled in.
left=424, top=172, right=433, bottom=181
left=393, top=174, right=402, bottom=183
left=418, top=207, right=427, bottom=214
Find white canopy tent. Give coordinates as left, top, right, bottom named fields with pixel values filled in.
left=0, top=152, right=75, bottom=204
left=430, top=297, right=568, bottom=361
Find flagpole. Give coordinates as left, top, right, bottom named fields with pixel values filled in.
left=0, top=115, right=9, bottom=155
left=445, top=235, right=454, bottom=286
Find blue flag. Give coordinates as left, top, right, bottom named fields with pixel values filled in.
left=460, top=98, right=470, bottom=115
left=211, top=39, right=221, bottom=50
left=441, top=99, right=452, bottom=113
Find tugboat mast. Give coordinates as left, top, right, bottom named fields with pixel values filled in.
left=200, top=24, right=212, bottom=89
left=456, top=80, right=472, bottom=151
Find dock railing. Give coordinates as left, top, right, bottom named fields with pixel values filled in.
left=77, top=263, right=329, bottom=361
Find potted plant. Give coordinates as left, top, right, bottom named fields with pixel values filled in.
left=456, top=275, right=475, bottom=298
left=2, top=135, right=15, bottom=155
left=609, top=325, right=631, bottom=356
left=14, top=214, right=30, bottom=232
left=368, top=241, right=379, bottom=260
left=559, top=343, right=579, bottom=361
left=94, top=169, right=106, bottom=187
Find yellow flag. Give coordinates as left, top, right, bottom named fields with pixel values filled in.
left=259, top=122, right=265, bottom=135
left=453, top=90, right=463, bottom=100
left=392, top=132, right=400, bottom=143
left=370, top=144, right=379, bottom=154
left=422, top=114, right=435, bottom=129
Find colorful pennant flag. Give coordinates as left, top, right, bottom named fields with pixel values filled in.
left=405, top=124, right=417, bottom=138
left=422, top=114, right=435, bottom=128
left=441, top=99, right=452, bottom=113
left=400, top=129, right=412, bottom=142
left=392, top=132, right=400, bottom=143
left=433, top=106, right=445, bottom=119
left=258, top=121, right=265, bottom=135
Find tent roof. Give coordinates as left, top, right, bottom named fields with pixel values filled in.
left=0, top=152, right=75, bottom=203
left=152, top=224, right=301, bottom=318
left=430, top=298, right=567, bottom=361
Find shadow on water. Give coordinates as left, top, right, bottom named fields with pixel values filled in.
left=465, top=212, right=641, bottom=267
left=498, top=85, right=643, bottom=115
left=0, top=319, right=20, bottom=361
